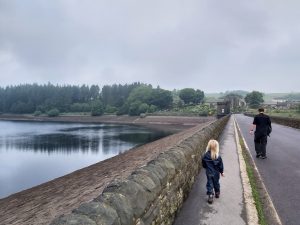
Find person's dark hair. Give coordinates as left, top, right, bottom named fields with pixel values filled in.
left=258, top=108, right=264, bottom=112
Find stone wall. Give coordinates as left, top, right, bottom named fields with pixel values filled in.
left=244, top=113, right=300, bottom=129
left=50, top=116, right=229, bottom=225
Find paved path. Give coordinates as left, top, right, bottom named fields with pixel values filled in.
left=235, top=114, right=300, bottom=225
left=174, top=117, right=247, bottom=225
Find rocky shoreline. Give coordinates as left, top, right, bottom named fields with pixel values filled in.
left=0, top=114, right=215, bottom=132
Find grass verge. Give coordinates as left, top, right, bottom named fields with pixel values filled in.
left=237, top=131, right=267, bottom=225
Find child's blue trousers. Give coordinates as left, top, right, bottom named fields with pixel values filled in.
left=206, top=173, right=220, bottom=195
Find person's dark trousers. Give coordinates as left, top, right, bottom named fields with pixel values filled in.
left=255, top=135, right=268, bottom=157
left=206, top=173, right=220, bottom=195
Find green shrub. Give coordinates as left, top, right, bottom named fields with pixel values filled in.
left=105, top=105, right=118, bottom=114
left=138, top=103, right=149, bottom=114
left=47, top=108, right=60, bottom=117
left=128, top=101, right=142, bottom=116
left=148, top=105, right=158, bottom=113
left=91, top=100, right=104, bottom=116
left=140, top=113, right=146, bottom=118
left=70, top=103, right=91, bottom=112
left=199, top=110, right=208, bottom=116
left=116, top=104, right=129, bottom=115
left=34, top=110, right=42, bottom=116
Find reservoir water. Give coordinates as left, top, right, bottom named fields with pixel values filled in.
left=0, top=120, right=170, bottom=199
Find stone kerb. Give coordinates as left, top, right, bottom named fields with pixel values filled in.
left=50, top=116, right=229, bottom=225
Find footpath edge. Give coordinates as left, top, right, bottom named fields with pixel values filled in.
left=233, top=116, right=282, bottom=225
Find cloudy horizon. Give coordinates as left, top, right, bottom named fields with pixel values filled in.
left=0, top=0, right=299, bottom=93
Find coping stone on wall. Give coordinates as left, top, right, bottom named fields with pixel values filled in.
left=72, top=201, right=121, bottom=225
left=131, top=167, right=162, bottom=189
left=128, top=172, right=160, bottom=201
left=175, top=143, right=195, bottom=159
left=50, top=213, right=97, bottom=225
left=94, top=192, right=134, bottom=225
left=154, top=157, right=176, bottom=179
left=146, top=160, right=168, bottom=185
left=101, top=179, right=149, bottom=219
left=158, top=152, right=182, bottom=172
left=162, top=147, right=188, bottom=170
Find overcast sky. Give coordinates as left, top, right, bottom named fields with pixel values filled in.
left=0, top=0, right=299, bottom=93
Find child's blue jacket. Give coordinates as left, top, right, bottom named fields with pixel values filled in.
left=202, top=151, right=224, bottom=175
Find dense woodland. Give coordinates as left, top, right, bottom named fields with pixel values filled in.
left=0, top=83, right=204, bottom=116
left=1, top=83, right=297, bottom=117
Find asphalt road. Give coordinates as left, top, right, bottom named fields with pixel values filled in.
left=235, top=114, right=300, bottom=225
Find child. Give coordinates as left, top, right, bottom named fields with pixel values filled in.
left=202, top=139, right=224, bottom=204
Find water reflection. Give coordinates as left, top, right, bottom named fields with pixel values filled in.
left=10, top=133, right=98, bottom=152
left=0, top=121, right=171, bottom=198
left=0, top=124, right=170, bottom=154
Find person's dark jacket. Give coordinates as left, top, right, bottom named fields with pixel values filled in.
left=202, top=151, right=224, bottom=175
left=253, top=113, right=272, bottom=140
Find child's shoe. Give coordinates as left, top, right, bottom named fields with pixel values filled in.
left=208, top=194, right=214, bottom=204
left=215, top=192, right=220, bottom=198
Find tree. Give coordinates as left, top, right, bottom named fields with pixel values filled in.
left=101, top=83, right=142, bottom=107
left=148, top=105, right=157, bottom=113
left=297, top=104, right=300, bottom=113
left=10, top=101, right=34, bottom=113
left=179, top=88, right=204, bottom=105
left=149, top=88, right=173, bottom=109
left=90, top=85, right=100, bottom=100
left=138, top=103, right=149, bottom=114
left=70, top=103, right=91, bottom=112
left=128, top=101, right=142, bottom=116
left=105, top=105, right=118, bottom=114
left=91, top=100, right=104, bottom=116
left=126, top=85, right=153, bottom=105
left=125, top=85, right=173, bottom=114
left=179, top=88, right=196, bottom=104
left=116, top=103, right=129, bottom=115
left=245, top=91, right=264, bottom=108
left=194, top=89, right=205, bottom=104
left=47, top=108, right=60, bottom=117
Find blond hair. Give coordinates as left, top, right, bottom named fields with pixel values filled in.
left=206, top=139, right=219, bottom=160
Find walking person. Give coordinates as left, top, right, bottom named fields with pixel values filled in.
left=250, top=107, right=272, bottom=159
left=202, top=139, right=224, bottom=204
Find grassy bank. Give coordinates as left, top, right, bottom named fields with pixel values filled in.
left=246, top=109, right=300, bottom=119
left=237, top=130, right=267, bottom=225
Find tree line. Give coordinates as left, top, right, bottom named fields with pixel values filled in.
left=0, top=82, right=269, bottom=116
left=0, top=83, right=205, bottom=116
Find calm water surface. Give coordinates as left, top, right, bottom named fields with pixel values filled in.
left=0, top=121, right=170, bottom=198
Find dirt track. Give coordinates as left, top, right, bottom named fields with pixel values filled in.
left=0, top=115, right=215, bottom=225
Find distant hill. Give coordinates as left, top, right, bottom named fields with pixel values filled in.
left=280, top=93, right=300, bottom=101
left=206, top=91, right=300, bottom=103
left=263, top=93, right=300, bottom=103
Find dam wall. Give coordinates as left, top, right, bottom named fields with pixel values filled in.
left=51, top=115, right=229, bottom=225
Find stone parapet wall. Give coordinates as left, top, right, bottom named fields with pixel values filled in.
left=244, top=113, right=300, bottom=129
left=50, top=116, right=229, bottom=225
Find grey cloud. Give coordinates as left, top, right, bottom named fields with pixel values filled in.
left=0, top=0, right=299, bottom=92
